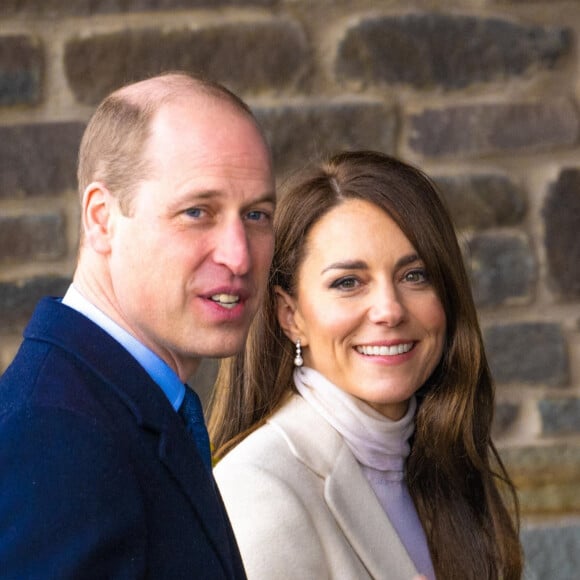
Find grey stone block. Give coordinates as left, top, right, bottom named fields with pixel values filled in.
left=493, top=402, right=520, bottom=438
left=522, top=520, right=580, bottom=580
left=408, top=100, right=579, bottom=158
left=484, top=322, right=569, bottom=386
left=336, top=13, right=571, bottom=90
left=539, top=398, right=580, bottom=436
left=466, top=231, right=536, bottom=307
left=0, top=35, right=44, bottom=106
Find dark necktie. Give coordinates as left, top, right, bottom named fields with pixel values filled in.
left=178, top=387, right=212, bottom=472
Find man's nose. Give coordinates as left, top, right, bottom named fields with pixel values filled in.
left=213, top=219, right=251, bottom=276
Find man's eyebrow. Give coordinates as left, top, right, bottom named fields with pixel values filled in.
left=171, top=189, right=276, bottom=207
left=245, top=191, right=277, bottom=207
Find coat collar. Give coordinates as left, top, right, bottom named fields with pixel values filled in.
left=25, top=297, right=238, bottom=577
left=270, top=394, right=418, bottom=579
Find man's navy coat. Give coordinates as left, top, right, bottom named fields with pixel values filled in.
left=0, top=297, right=246, bottom=579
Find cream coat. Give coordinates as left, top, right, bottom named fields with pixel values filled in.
left=214, top=394, right=420, bottom=580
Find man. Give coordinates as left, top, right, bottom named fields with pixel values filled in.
left=0, top=72, right=275, bottom=578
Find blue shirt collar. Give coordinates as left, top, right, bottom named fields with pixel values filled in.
left=62, top=285, right=185, bottom=411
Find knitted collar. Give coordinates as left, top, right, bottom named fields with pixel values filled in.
left=293, top=366, right=416, bottom=474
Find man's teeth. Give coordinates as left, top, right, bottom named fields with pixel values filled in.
left=211, top=294, right=240, bottom=309
left=356, top=343, right=413, bottom=356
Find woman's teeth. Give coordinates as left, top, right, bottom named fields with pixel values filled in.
left=356, top=343, right=413, bottom=356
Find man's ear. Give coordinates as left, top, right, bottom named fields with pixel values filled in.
left=81, top=182, right=117, bottom=254
left=274, top=285, right=306, bottom=345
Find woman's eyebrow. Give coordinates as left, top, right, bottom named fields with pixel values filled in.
left=321, top=260, right=368, bottom=274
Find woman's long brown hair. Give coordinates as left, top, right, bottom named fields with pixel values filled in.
left=209, top=151, right=523, bottom=579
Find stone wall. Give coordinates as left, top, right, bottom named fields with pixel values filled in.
left=1, top=1, right=579, bottom=576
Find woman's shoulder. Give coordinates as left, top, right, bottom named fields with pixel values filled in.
left=214, top=394, right=304, bottom=472
left=214, top=392, right=344, bottom=480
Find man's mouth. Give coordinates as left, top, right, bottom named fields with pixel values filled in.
left=210, top=293, right=241, bottom=310
left=355, top=343, right=413, bottom=356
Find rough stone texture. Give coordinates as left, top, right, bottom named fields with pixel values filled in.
left=492, top=402, right=520, bottom=438
left=64, top=20, right=308, bottom=106
left=408, top=100, right=579, bottom=158
left=434, top=174, right=526, bottom=230
left=0, top=35, right=44, bottom=107
left=1, top=0, right=277, bottom=16
left=521, top=521, right=580, bottom=580
left=465, top=231, right=536, bottom=307
left=336, top=13, right=571, bottom=90
left=539, top=398, right=580, bottom=436
left=543, top=169, right=580, bottom=298
left=484, top=322, right=569, bottom=386
left=0, top=122, right=84, bottom=199
left=0, top=213, right=67, bottom=263
left=255, top=100, right=397, bottom=177
left=0, top=277, right=71, bottom=334
left=501, top=444, right=580, bottom=514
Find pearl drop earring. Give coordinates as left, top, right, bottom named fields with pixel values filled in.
left=294, top=339, right=303, bottom=367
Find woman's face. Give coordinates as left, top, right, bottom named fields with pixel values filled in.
left=277, top=198, right=446, bottom=420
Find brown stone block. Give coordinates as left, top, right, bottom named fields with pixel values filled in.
left=0, top=213, right=67, bottom=263
left=1, top=0, right=277, bottom=17
left=434, top=174, right=526, bottom=230
left=544, top=169, right=580, bottom=298
left=255, top=100, right=397, bottom=177
left=64, top=20, right=308, bottom=106
left=0, top=122, right=84, bottom=198
left=501, top=444, right=580, bottom=514
left=0, top=277, right=71, bottom=334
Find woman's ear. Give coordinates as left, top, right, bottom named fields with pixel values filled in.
left=274, top=285, right=305, bottom=344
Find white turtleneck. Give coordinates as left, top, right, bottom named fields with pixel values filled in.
left=294, top=366, right=436, bottom=580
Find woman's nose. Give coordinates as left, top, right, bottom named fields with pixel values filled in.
left=367, top=286, right=406, bottom=327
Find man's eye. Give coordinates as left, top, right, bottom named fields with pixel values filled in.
left=185, top=208, right=205, bottom=218
left=246, top=210, right=271, bottom=222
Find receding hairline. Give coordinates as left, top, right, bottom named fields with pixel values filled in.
left=111, top=72, right=256, bottom=123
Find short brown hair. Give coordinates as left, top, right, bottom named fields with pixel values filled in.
left=77, top=71, right=259, bottom=214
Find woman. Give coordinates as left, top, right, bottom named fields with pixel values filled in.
left=210, top=151, right=523, bottom=579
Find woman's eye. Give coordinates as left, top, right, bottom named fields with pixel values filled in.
left=404, top=269, right=428, bottom=283
left=330, top=276, right=359, bottom=290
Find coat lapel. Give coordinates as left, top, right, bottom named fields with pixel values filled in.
left=325, top=445, right=418, bottom=578
left=271, top=395, right=418, bottom=579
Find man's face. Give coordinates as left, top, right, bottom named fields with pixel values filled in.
left=107, top=98, right=275, bottom=380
